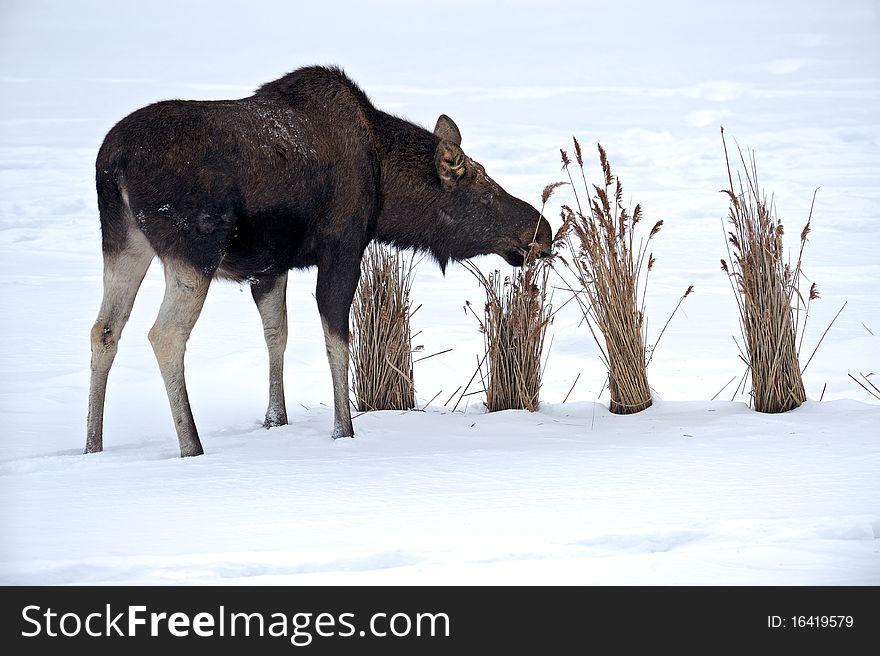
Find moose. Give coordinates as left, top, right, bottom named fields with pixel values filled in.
left=86, top=65, right=552, bottom=457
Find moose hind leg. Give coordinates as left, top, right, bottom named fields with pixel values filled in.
left=86, top=235, right=155, bottom=454
left=251, top=273, right=289, bottom=428
left=148, top=260, right=211, bottom=457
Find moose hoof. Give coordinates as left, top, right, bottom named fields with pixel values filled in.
left=331, top=425, right=354, bottom=440
left=263, top=414, right=288, bottom=429
left=179, top=443, right=205, bottom=458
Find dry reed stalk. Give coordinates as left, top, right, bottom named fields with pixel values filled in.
left=720, top=127, right=810, bottom=412
left=848, top=372, right=880, bottom=401
left=350, top=242, right=416, bottom=412
left=558, top=140, right=690, bottom=414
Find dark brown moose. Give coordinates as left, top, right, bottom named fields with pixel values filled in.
left=86, top=65, right=552, bottom=457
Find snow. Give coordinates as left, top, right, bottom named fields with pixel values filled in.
left=1, top=0, right=878, bottom=586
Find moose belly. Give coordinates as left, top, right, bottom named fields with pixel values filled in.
left=214, top=207, right=318, bottom=280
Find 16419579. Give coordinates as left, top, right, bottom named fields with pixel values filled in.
left=768, top=615, right=854, bottom=629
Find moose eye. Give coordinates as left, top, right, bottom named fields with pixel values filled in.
left=480, top=191, right=493, bottom=205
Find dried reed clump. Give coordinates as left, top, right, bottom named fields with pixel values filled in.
left=350, top=242, right=416, bottom=412
left=720, top=127, right=815, bottom=413
left=464, top=249, right=552, bottom=412
left=464, top=190, right=557, bottom=412
left=558, top=139, right=692, bottom=414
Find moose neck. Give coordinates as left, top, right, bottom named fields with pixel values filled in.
left=371, top=112, right=450, bottom=263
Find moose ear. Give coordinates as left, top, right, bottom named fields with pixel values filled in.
left=434, top=114, right=462, bottom=145
left=435, top=139, right=467, bottom=188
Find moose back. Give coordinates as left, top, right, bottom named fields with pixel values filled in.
left=86, top=65, right=552, bottom=457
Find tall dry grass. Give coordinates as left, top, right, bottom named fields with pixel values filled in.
left=720, top=127, right=820, bottom=413
left=350, top=242, right=416, bottom=412
left=558, top=139, right=692, bottom=414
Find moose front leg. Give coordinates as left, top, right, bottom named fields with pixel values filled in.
left=316, top=252, right=362, bottom=439
left=320, top=315, right=353, bottom=439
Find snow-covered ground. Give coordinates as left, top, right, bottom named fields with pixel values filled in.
left=1, top=0, right=878, bottom=585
